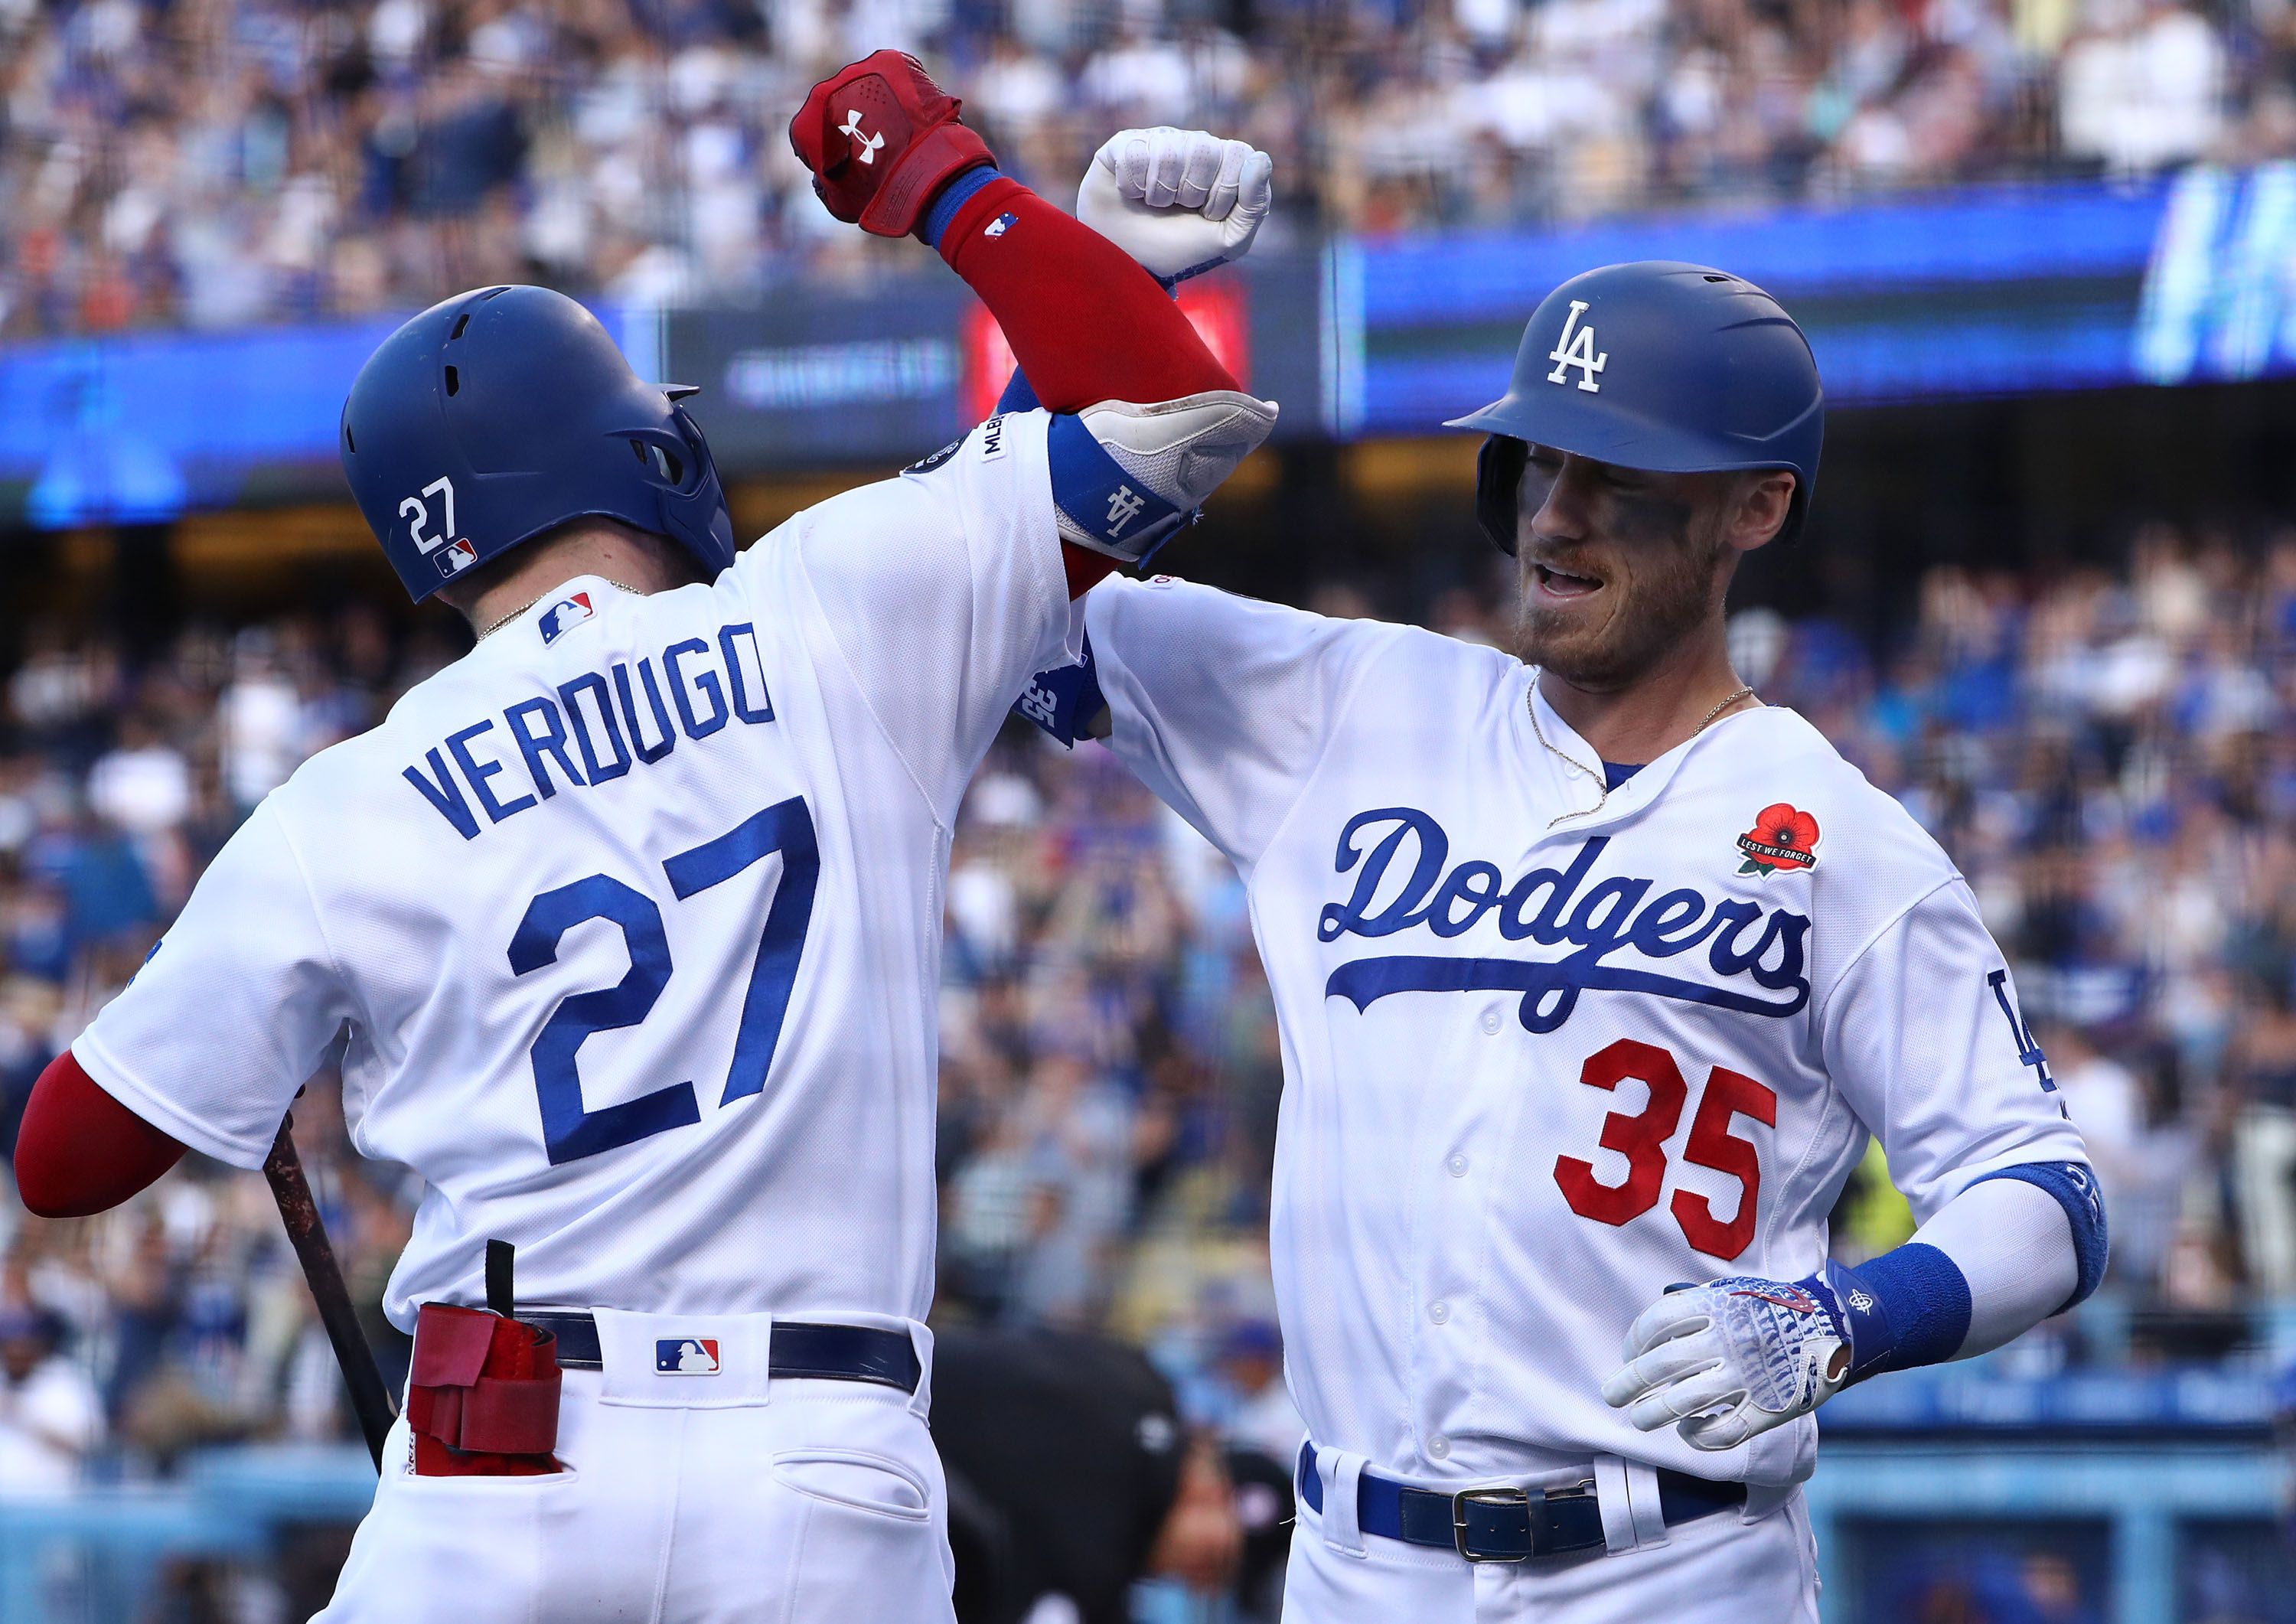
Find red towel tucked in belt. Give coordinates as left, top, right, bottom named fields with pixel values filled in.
left=406, top=1303, right=563, bottom=1477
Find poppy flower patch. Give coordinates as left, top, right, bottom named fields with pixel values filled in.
left=1737, top=803, right=1821, bottom=876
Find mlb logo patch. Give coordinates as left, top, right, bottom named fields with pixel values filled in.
left=656, top=1338, right=721, bottom=1375
left=983, top=212, right=1018, bottom=238
left=435, top=538, right=478, bottom=579
left=538, top=592, right=595, bottom=645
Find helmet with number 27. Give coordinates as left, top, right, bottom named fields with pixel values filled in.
left=340, top=285, right=737, bottom=603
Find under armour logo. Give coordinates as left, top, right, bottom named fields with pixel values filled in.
left=1547, top=300, right=1608, bottom=393
left=839, top=109, right=884, bottom=165
left=1106, top=485, right=1146, bottom=535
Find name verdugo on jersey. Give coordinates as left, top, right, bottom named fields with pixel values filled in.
left=402, top=622, right=776, bottom=840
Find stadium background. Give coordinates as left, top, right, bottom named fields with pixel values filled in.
left=4, top=0, right=2296, bottom=1618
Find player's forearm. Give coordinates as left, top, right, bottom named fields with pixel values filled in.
left=794, top=62, right=1273, bottom=596
left=14, top=1049, right=188, bottom=1217
left=921, top=170, right=1238, bottom=412
left=1822, top=1161, right=2099, bottom=1381
left=1904, top=1169, right=2085, bottom=1358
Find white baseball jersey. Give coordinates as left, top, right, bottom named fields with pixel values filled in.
left=75, top=411, right=1071, bottom=1332
left=1083, top=576, right=2088, bottom=1489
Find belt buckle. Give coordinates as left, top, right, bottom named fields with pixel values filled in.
left=1450, top=1486, right=1532, bottom=1564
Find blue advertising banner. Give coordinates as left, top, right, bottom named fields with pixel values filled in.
left=4, top=165, right=2294, bottom=527
left=0, top=305, right=670, bottom=528
left=1328, top=163, right=2296, bottom=434
left=0, top=319, right=397, bottom=527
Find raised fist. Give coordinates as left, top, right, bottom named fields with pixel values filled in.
left=789, top=51, right=993, bottom=237
left=1077, top=127, right=1274, bottom=282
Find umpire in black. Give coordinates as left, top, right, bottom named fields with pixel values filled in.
left=932, top=1327, right=1294, bottom=1623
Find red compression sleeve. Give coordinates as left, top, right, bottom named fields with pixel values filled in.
left=938, top=178, right=1238, bottom=413
left=938, top=176, right=1243, bottom=596
left=15, top=1050, right=187, bottom=1217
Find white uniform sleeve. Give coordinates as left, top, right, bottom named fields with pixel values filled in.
left=782, top=411, right=1071, bottom=824
left=1818, top=876, right=2090, bottom=1225
left=1087, top=577, right=1401, bottom=875
left=72, top=801, right=360, bottom=1170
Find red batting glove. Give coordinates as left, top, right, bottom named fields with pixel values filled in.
left=788, top=51, right=994, bottom=238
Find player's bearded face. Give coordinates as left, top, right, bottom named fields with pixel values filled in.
left=1508, top=449, right=1738, bottom=690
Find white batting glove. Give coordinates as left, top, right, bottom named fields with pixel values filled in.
left=1600, top=1274, right=1856, bottom=1451
left=1077, top=127, right=1274, bottom=283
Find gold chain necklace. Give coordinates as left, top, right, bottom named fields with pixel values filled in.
left=476, top=579, right=647, bottom=642
left=1526, top=679, right=1757, bottom=829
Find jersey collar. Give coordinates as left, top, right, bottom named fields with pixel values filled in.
left=1516, top=671, right=1768, bottom=840
left=476, top=576, right=642, bottom=654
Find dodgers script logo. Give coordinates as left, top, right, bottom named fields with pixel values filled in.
left=538, top=592, right=595, bottom=645
left=1318, top=810, right=1811, bottom=1034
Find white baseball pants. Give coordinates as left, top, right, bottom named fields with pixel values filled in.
left=1282, top=1472, right=1820, bottom=1624
left=315, top=1309, right=955, bottom=1624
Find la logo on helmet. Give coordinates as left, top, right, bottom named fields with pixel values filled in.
left=1546, top=301, right=1608, bottom=393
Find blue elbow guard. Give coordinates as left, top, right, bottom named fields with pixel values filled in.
left=1045, top=413, right=1190, bottom=565
left=1971, top=1160, right=2109, bottom=1311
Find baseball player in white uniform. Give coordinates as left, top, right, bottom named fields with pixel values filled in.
left=1015, top=263, right=2106, bottom=1619
left=11, top=55, right=1276, bottom=1622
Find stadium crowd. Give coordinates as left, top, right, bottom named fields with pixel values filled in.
left=3, top=529, right=2296, bottom=1494
left=0, top=0, right=2290, bottom=336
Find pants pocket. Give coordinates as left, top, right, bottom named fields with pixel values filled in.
left=773, top=1446, right=953, bottom=1623
left=317, top=1437, right=586, bottom=1622
left=772, top=1446, right=933, bottom=1521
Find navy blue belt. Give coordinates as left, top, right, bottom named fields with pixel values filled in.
left=1299, top=1443, right=1745, bottom=1563
left=521, top=1313, right=920, bottom=1394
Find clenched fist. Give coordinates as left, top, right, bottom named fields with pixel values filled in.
left=1077, top=127, right=1274, bottom=282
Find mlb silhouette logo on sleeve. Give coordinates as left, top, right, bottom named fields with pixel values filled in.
left=656, top=1338, right=722, bottom=1375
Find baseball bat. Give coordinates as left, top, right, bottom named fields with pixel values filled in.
left=263, top=1116, right=398, bottom=1471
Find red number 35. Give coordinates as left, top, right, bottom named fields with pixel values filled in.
left=1551, top=1038, right=1778, bottom=1261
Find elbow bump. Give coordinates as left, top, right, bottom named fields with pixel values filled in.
left=1078, top=391, right=1280, bottom=510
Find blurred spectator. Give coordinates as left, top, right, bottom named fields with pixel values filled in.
left=2225, top=983, right=2296, bottom=1299
left=2058, top=0, right=2226, bottom=174
left=218, top=629, right=306, bottom=814
left=0, top=0, right=2277, bottom=338
left=0, top=1302, right=103, bottom=1494
left=1212, top=1318, right=1304, bottom=1466
left=86, top=713, right=191, bottom=838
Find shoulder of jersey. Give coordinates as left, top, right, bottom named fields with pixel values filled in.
left=1097, top=572, right=1449, bottom=656
left=1701, top=705, right=1960, bottom=898
left=1352, top=620, right=1525, bottom=714
left=256, top=588, right=649, bottom=818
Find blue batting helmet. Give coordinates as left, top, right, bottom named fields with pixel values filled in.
left=1446, top=261, right=1824, bottom=555
left=341, top=286, right=736, bottom=602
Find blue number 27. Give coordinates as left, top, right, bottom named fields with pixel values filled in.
left=508, top=797, right=820, bottom=1166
